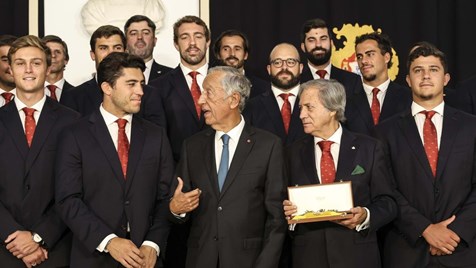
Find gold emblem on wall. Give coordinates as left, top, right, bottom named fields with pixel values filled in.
left=331, top=23, right=399, bottom=81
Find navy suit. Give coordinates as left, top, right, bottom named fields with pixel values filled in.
left=286, top=130, right=397, bottom=268
left=375, top=105, right=476, bottom=267
left=242, top=89, right=305, bottom=146
left=60, top=78, right=101, bottom=116
left=55, top=110, right=174, bottom=268
left=301, top=64, right=362, bottom=96
left=148, top=60, right=173, bottom=84
left=0, top=99, right=80, bottom=267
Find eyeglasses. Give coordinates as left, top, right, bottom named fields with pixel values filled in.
left=270, top=58, right=300, bottom=68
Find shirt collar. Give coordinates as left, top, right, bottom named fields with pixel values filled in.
left=271, top=84, right=300, bottom=99
left=14, top=92, right=47, bottom=113
left=215, top=115, right=246, bottom=143
left=45, top=78, right=65, bottom=89
left=411, top=101, right=445, bottom=117
left=307, top=62, right=332, bottom=77
left=180, top=63, right=209, bottom=77
left=362, top=78, right=391, bottom=95
left=99, top=104, right=133, bottom=126
left=145, top=59, right=154, bottom=69
left=313, top=123, right=343, bottom=145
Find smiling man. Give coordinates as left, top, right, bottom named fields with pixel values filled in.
left=0, top=35, right=16, bottom=106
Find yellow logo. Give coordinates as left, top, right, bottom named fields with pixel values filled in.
left=331, top=23, right=399, bottom=81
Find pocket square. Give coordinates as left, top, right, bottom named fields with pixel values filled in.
left=351, top=165, right=365, bottom=175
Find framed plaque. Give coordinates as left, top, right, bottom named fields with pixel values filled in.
left=287, top=181, right=354, bottom=224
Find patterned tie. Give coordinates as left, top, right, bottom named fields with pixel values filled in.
left=23, top=107, right=36, bottom=147
left=1, top=92, right=13, bottom=105
left=217, top=134, right=230, bottom=191
left=316, top=69, right=327, bottom=79
left=318, top=141, right=335, bottom=184
left=279, top=93, right=293, bottom=134
left=116, top=119, right=129, bottom=179
left=189, top=71, right=202, bottom=118
left=46, top=85, right=58, bottom=101
left=371, top=88, right=381, bottom=125
left=421, top=111, right=438, bottom=177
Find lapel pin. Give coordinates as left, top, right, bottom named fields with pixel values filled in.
left=247, top=139, right=251, bottom=143
left=351, top=146, right=356, bottom=150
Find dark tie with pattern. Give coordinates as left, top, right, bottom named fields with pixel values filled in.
left=421, top=111, right=438, bottom=177
left=217, top=134, right=230, bottom=191
left=318, top=140, right=335, bottom=184
left=316, top=69, right=327, bottom=79
left=23, top=107, right=36, bottom=147
left=46, top=85, right=58, bottom=101
left=116, top=119, right=129, bottom=179
left=2, top=92, right=13, bottom=105
left=189, top=71, right=202, bottom=118
left=279, top=93, right=293, bottom=134
left=371, top=88, right=381, bottom=125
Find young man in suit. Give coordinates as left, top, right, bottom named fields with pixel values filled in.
left=55, top=52, right=174, bottom=268
left=283, top=79, right=397, bottom=268
left=0, top=35, right=80, bottom=268
left=376, top=44, right=476, bottom=267
left=169, top=66, right=287, bottom=268
left=345, top=32, right=412, bottom=136
left=124, top=15, right=172, bottom=84
left=42, top=35, right=74, bottom=101
left=243, top=43, right=306, bottom=145
left=0, top=35, right=16, bottom=106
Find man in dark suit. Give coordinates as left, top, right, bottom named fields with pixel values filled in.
left=299, top=18, right=362, bottom=95
left=0, top=35, right=16, bottom=107
left=169, top=66, right=287, bottom=268
left=42, top=35, right=74, bottom=101
left=243, top=43, right=306, bottom=145
left=60, top=25, right=126, bottom=116
left=0, top=35, right=79, bottom=268
left=375, top=44, right=476, bottom=267
left=55, top=52, right=174, bottom=268
left=212, top=29, right=269, bottom=98
left=345, top=32, right=412, bottom=136
left=124, top=15, right=172, bottom=84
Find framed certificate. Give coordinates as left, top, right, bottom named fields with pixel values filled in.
left=287, top=181, right=354, bottom=224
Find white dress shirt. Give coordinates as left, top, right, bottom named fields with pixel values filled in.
left=45, top=78, right=66, bottom=101
left=411, top=101, right=444, bottom=148
left=362, top=78, right=391, bottom=110
left=144, top=59, right=153, bottom=84
left=214, top=116, right=245, bottom=172
left=271, top=85, right=300, bottom=113
left=14, top=92, right=46, bottom=131
left=0, top=88, right=15, bottom=107
left=308, top=62, right=332, bottom=80
left=180, top=63, right=208, bottom=92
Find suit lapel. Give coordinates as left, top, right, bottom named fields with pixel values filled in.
left=286, top=98, right=303, bottom=144
left=350, top=87, right=374, bottom=132
left=85, top=78, right=102, bottom=109
left=435, top=106, right=459, bottom=180
left=1, top=102, right=29, bottom=160
left=335, top=129, right=358, bottom=181
left=202, top=130, right=220, bottom=198
left=300, top=136, right=319, bottom=184
left=380, top=82, right=400, bottom=121
left=124, top=116, right=146, bottom=193
left=172, top=68, right=204, bottom=124
left=262, top=90, right=286, bottom=140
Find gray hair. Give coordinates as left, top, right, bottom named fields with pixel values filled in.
left=299, top=79, right=346, bottom=122
left=207, top=66, right=251, bottom=112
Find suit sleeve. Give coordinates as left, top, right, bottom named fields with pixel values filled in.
left=0, top=203, right=24, bottom=241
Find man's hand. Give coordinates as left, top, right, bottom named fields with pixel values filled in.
left=283, top=200, right=297, bottom=220
left=169, top=177, right=201, bottom=214
left=334, top=206, right=367, bottom=230
left=422, top=215, right=460, bottom=255
left=140, top=245, right=157, bottom=268
left=106, top=237, right=144, bottom=268
left=21, top=247, right=48, bottom=267
left=5, top=230, right=39, bottom=258
left=430, top=246, right=448, bottom=256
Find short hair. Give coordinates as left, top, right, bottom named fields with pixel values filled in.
left=42, top=35, right=69, bottom=61
left=407, top=42, right=448, bottom=73
left=124, top=15, right=156, bottom=35
left=355, top=32, right=394, bottom=68
left=299, top=79, right=346, bottom=122
left=173, top=15, right=210, bottom=43
left=301, top=18, right=333, bottom=43
left=213, top=29, right=249, bottom=58
left=207, top=66, right=251, bottom=112
left=97, top=52, right=145, bottom=87
left=90, top=25, right=126, bottom=51
left=0, top=35, right=17, bottom=48
left=8, top=35, right=51, bottom=67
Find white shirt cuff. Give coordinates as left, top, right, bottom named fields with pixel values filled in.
left=355, top=207, right=370, bottom=232
left=171, top=211, right=186, bottom=218
left=142, top=241, right=160, bottom=256
left=97, top=234, right=118, bottom=252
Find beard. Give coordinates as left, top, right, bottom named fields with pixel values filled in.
left=181, top=46, right=206, bottom=66
left=362, top=73, right=377, bottom=83
left=305, top=46, right=332, bottom=66
left=270, top=69, right=300, bottom=90
left=128, top=41, right=153, bottom=60
left=218, top=56, right=245, bottom=69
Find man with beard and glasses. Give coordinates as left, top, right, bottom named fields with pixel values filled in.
left=213, top=29, right=268, bottom=98
left=299, top=18, right=362, bottom=97
left=0, top=35, right=16, bottom=107
left=345, top=32, right=411, bottom=136
left=142, top=15, right=211, bottom=268
left=243, top=43, right=305, bottom=146
left=124, top=15, right=172, bottom=84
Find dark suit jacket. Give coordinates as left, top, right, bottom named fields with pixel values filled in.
left=247, top=74, right=269, bottom=99
left=454, top=75, right=476, bottom=114
left=286, top=129, right=397, bottom=268
left=172, top=124, right=287, bottom=268
left=301, top=64, right=362, bottom=96
left=60, top=77, right=101, bottom=116
left=63, top=80, right=74, bottom=90
left=242, top=88, right=305, bottom=146
left=149, top=60, right=173, bottom=84
left=375, top=105, right=476, bottom=267
left=345, top=81, right=412, bottom=136
left=143, top=66, right=208, bottom=162
left=0, top=99, right=80, bottom=267
left=55, top=111, right=174, bottom=268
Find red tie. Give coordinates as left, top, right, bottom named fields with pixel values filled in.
left=421, top=111, right=438, bottom=177
left=116, top=119, right=129, bottom=179
left=318, top=141, right=335, bottom=184
left=2, top=92, right=13, bottom=104
left=46, top=85, right=58, bottom=101
left=23, top=108, right=36, bottom=147
left=316, top=69, right=327, bottom=79
left=189, top=71, right=202, bottom=118
left=279, top=93, right=293, bottom=134
left=371, top=88, right=381, bottom=125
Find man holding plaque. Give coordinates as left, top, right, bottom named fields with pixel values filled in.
left=283, top=79, right=397, bottom=268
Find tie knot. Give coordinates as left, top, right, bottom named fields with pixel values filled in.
left=372, top=88, right=380, bottom=96
left=318, top=140, right=333, bottom=152
left=2, top=92, right=13, bottom=101
left=189, top=71, right=199, bottom=79
left=47, top=84, right=57, bottom=91
left=316, top=69, right=327, bottom=79
left=221, top=134, right=230, bottom=145
left=116, top=118, right=128, bottom=129
left=279, top=93, right=293, bottom=101
left=420, top=110, right=436, bottom=119
left=23, top=107, right=36, bottom=116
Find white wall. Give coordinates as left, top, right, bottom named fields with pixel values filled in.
left=44, top=0, right=200, bottom=86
